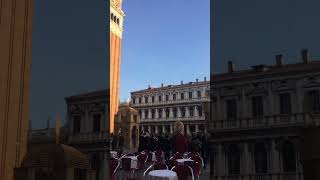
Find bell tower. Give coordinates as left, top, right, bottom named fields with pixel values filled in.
left=110, top=0, right=124, bottom=133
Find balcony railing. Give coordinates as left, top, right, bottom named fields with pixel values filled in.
left=210, top=113, right=320, bottom=131
left=132, top=97, right=209, bottom=107
left=141, top=116, right=206, bottom=122
left=68, top=131, right=109, bottom=143
left=213, top=173, right=303, bottom=180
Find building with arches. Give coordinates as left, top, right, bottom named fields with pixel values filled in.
left=209, top=49, right=320, bottom=179
left=114, top=102, right=140, bottom=150
left=131, top=78, right=210, bottom=135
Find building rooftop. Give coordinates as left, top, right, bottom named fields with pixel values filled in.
left=211, top=50, right=320, bottom=82
left=65, top=89, right=109, bottom=102
left=131, top=78, right=210, bottom=94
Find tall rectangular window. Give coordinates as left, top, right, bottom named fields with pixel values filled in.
left=279, top=93, right=291, bottom=114
left=152, top=96, right=155, bottom=103
left=226, top=99, right=237, bottom=120
left=197, top=91, right=201, bottom=98
left=132, top=98, right=136, bottom=104
left=173, top=94, right=176, bottom=100
left=252, top=96, right=264, bottom=117
left=166, top=95, right=169, bottom=101
left=73, top=116, right=81, bottom=134
left=181, top=93, right=184, bottom=100
left=189, top=92, right=193, bottom=99
left=145, top=97, right=148, bottom=103
left=308, top=90, right=320, bottom=112
left=158, top=95, right=162, bottom=102
left=93, top=114, right=101, bottom=132
left=139, top=97, right=142, bottom=104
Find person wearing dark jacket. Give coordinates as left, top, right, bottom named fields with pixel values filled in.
left=200, top=133, right=208, bottom=169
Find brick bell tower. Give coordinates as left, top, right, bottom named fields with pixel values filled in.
left=110, top=0, right=124, bottom=133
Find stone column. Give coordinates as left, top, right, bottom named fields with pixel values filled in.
left=195, top=106, right=199, bottom=117
left=155, top=109, right=159, bottom=119
left=186, top=107, right=190, bottom=117
left=169, top=108, right=173, bottom=118
left=187, top=124, right=190, bottom=134
left=155, top=126, right=158, bottom=134
left=216, top=143, right=226, bottom=176
left=142, top=109, right=145, bottom=119
left=178, top=107, right=182, bottom=118
left=270, top=139, right=280, bottom=173
left=100, top=152, right=108, bottom=180
left=162, top=126, right=165, bottom=133
left=148, top=109, right=151, bottom=119
left=162, top=108, right=166, bottom=118
left=170, top=124, right=173, bottom=134
left=148, top=126, right=151, bottom=133
left=242, top=142, right=253, bottom=174
left=195, top=124, right=199, bottom=132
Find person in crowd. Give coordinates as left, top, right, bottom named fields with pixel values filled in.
left=138, top=131, right=145, bottom=152
left=118, top=133, right=124, bottom=150
left=190, top=133, right=202, bottom=153
left=200, top=132, right=209, bottom=169
left=111, top=133, right=118, bottom=150
left=163, top=133, right=171, bottom=160
left=173, top=129, right=188, bottom=154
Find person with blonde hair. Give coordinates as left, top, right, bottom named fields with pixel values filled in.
left=172, top=121, right=188, bottom=153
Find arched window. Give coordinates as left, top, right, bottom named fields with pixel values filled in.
left=228, top=144, right=240, bottom=175
left=254, top=142, right=268, bottom=173
left=173, top=107, right=177, bottom=118
left=116, top=18, right=120, bottom=25
left=282, top=141, right=296, bottom=172
left=198, top=106, right=203, bottom=116
left=189, top=106, right=194, bottom=117
left=151, top=109, right=155, bottom=119
left=181, top=107, right=186, bottom=117
left=166, top=108, right=170, bottom=118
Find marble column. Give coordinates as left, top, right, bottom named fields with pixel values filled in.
left=195, top=124, right=199, bottom=132
left=170, top=124, right=173, bottom=134
left=178, top=107, right=182, bottom=118
left=270, top=139, right=280, bottom=173
left=169, top=108, right=173, bottom=118
left=148, top=109, right=152, bottom=119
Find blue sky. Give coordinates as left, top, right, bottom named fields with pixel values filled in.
left=120, top=0, right=210, bottom=101
left=213, top=0, right=320, bottom=73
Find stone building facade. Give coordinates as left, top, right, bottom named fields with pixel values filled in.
left=209, top=50, right=320, bottom=180
left=131, top=78, right=210, bottom=135
left=65, top=90, right=109, bottom=180
left=114, top=103, right=140, bottom=150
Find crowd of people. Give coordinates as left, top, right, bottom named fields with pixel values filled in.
left=138, top=130, right=209, bottom=169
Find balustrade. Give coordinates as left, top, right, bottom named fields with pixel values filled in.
left=210, top=113, right=320, bottom=131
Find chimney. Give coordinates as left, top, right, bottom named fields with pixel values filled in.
left=196, top=79, right=198, bottom=83
left=55, top=117, right=61, bottom=144
left=302, top=49, right=309, bottom=63
left=148, top=85, right=151, bottom=89
left=204, top=77, right=207, bottom=82
left=275, top=54, right=283, bottom=66
left=181, top=81, right=183, bottom=85
left=228, top=61, right=235, bottom=73
left=161, top=83, right=163, bottom=87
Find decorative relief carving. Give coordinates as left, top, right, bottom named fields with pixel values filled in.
left=245, top=82, right=268, bottom=96
left=302, top=75, right=320, bottom=88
